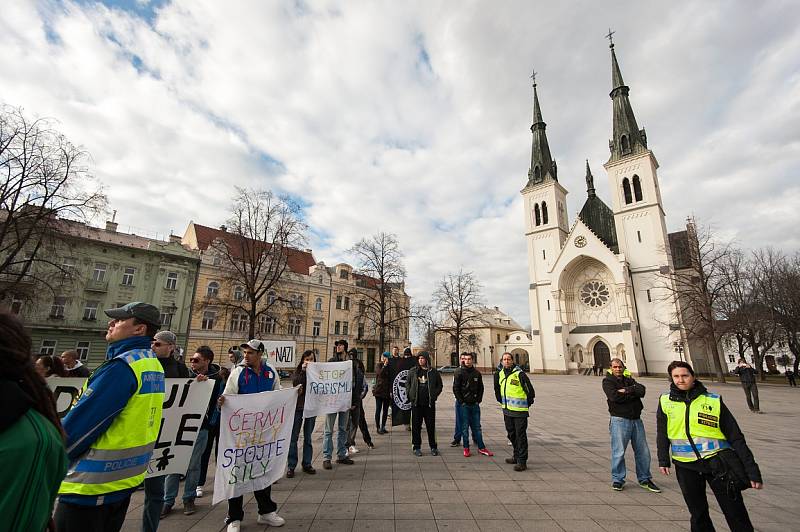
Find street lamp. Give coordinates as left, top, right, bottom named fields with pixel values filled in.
left=673, top=340, right=685, bottom=362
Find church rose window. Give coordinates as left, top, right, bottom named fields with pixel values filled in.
left=580, top=281, right=610, bottom=308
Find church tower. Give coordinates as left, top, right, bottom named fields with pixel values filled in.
left=602, top=39, right=682, bottom=371
left=521, top=77, right=569, bottom=372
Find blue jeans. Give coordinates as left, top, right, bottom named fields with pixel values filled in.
left=322, top=410, right=349, bottom=460
left=288, top=409, right=316, bottom=469
left=141, top=476, right=164, bottom=532
left=458, top=403, right=485, bottom=449
left=165, top=428, right=209, bottom=505
left=609, top=416, right=652, bottom=484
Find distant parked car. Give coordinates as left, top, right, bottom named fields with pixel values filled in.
left=278, top=369, right=291, bottom=379
left=437, top=365, right=458, bottom=374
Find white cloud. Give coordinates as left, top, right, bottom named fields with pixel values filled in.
left=1, top=0, right=798, bottom=335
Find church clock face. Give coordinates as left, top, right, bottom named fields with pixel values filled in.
left=574, top=235, right=587, bottom=248
left=580, top=280, right=610, bottom=308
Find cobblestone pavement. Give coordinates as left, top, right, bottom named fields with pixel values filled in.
left=121, top=374, right=800, bottom=531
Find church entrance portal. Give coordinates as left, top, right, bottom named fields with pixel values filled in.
left=593, top=341, right=611, bottom=371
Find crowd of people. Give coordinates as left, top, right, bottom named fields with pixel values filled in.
left=0, top=299, right=768, bottom=532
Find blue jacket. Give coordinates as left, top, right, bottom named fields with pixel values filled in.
left=223, top=360, right=281, bottom=395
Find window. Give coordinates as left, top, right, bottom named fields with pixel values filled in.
left=259, top=316, right=276, bottom=335
left=646, top=289, right=652, bottom=303
left=580, top=281, right=610, bottom=308
left=10, top=295, right=22, bottom=315
left=314, top=297, right=323, bottom=311
left=542, top=201, right=548, bottom=224
left=336, top=296, right=342, bottom=309
left=201, top=310, right=216, bottom=330
left=234, top=286, right=245, bottom=301
left=267, top=291, right=277, bottom=305
left=83, top=301, right=98, bottom=321
left=62, top=258, right=76, bottom=275
left=358, top=323, right=365, bottom=339
left=230, top=311, right=248, bottom=332
left=76, top=341, right=90, bottom=360
left=358, top=300, right=366, bottom=314
left=340, top=269, right=349, bottom=280
left=534, top=204, right=541, bottom=226
left=121, top=267, right=136, bottom=286
left=92, top=263, right=107, bottom=282
left=291, top=294, right=304, bottom=308
left=342, top=321, right=349, bottom=335
left=343, top=297, right=350, bottom=310
left=312, top=321, right=321, bottom=337
left=632, top=175, right=643, bottom=202
left=50, top=296, right=66, bottom=318
left=546, top=300, right=550, bottom=311
left=620, top=134, right=630, bottom=154
left=637, top=230, right=642, bottom=243
left=334, top=321, right=341, bottom=335
left=542, top=249, right=546, bottom=260
left=288, top=317, right=302, bottom=335
left=497, top=334, right=501, bottom=344
left=40, top=340, right=57, bottom=356
left=534, top=166, right=541, bottom=181
left=165, top=272, right=178, bottom=290
left=206, top=281, right=219, bottom=297
left=622, top=178, right=632, bottom=205
left=728, top=354, right=735, bottom=363
left=159, top=311, right=173, bottom=328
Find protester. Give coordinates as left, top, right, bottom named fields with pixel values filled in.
left=54, top=302, right=165, bottom=532
left=732, top=359, right=760, bottom=413
left=36, top=354, right=68, bottom=378
left=454, top=352, right=493, bottom=457
left=61, top=350, right=91, bottom=378
left=163, top=345, right=221, bottom=517
left=227, top=346, right=243, bottom=367
left=219, top=339, right=285, bottom=531
left=346, top=349, right=373, bottom=454
left=0, top=312, right=68, bottom=532
left=494, top=352, right=535, bottom=471
left=787, top=369, right=797, bottom=387
left=199, top=365, right=229, bottom=492
left=373, top=352, right=392, bottom=434
left=401, top=347, right=414, bottom=431
left=450, top=352, right=465, bottom=447
left=322, top=340, right=355, bottom=469
left=287, top=350, right=317, bottom=478
left=658, top=360, right=762, bottom=531
left=406, top=351, right=442, bottom=456
left=391, top=346, right=400, bottom=358
left=602, top=358, right=660, bottom=492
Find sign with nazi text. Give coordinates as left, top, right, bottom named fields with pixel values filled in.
left=302, top=361, right=352, bottom=418
left=263, top=340, right=297, bottom=369
left=212, top=387, right=297, bottom=505
left=48, top=377, right=214, bottom=478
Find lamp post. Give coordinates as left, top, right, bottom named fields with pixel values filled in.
left=673, top=340, right=685, bottom=362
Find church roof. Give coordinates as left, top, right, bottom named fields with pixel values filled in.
left=668, top=231, right=692, bottom=270
left=578, top=162, right=619, bottom=253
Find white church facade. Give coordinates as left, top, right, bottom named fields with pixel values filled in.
left=522, top=42, right=693, bottom=376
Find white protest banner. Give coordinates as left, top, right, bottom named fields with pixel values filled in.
left=212, top=386, right=298, bottom=505
left=262, top=340, right=296, bottom=369
left=48, top=377, right=214, bottom=478
left=302, top=361, right=352, bottom=418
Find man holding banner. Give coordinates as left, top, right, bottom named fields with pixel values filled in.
left=322, top=340, right=357, bottom=469
left=217, top=339, right=286, bottom=531
left=388, top=353, right=416, bottom=428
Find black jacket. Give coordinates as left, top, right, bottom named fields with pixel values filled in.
left=406, top=364, right=443, bottom=406
left=66, top=364, right=90, bottom=379
left=157, top=355, right=191, bottom=378
left=292, top=367, right=308, bottom=411
left=327, top=353, right=364, bottom=407
left=602, top=371, right=645, bottom=419
left=493, top=367, right=535, bottom=418
left=656, top=381, right=762, bottom=483
left=189, top=363, right=222, bottom=429
left=732, top=365, right=758, bottom=384
left=453, top=366, right=484, bottom=405
left=372, top=361, right=390, bottom=399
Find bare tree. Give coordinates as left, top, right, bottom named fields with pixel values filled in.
left=656, top=222, right=729, bottom=381
left=0, top=105, right=106, bottom=300
left=433, top=269, right=486, bottom=356
left=754, top=249, right=800, bottom=375
left=207, top=188, right=306, bottom=338
left=412, top=302, right=441, bottom=353
left=347, top=232, right=411, bottom=354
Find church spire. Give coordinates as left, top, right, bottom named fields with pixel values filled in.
left=585, top=159, right=596, bottom=197
left=606, top=32, right=647, bottom=163
left=527, top=70, right=557, bottom=186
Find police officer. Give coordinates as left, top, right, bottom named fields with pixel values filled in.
left=494, top=352, right=535, bottom=471
left=657, top=360, right=763, bottom=531
left=54, top=302, right=165, bottom=532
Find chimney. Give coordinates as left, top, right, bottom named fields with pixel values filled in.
left=305, top=248, right=312, bottom=254
left=494, top=306, right=499, bottom=311
left=105, top=210, right=118, bottom=232
left=219, top=225, right=227, bottom=232
left=169, top=234, right=182, bottom=244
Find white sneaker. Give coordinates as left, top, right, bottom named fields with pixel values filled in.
left=257, top=511, right=285, bottom=526
left=227, top=521, right=241, bottom=532
left=348, top=445, right=359, bottom=454
left=195, top=487, right=204, bottom=498
left=507, top=441, right=512, bottom=446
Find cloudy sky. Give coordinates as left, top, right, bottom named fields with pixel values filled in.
left=2, top=1, right=798, bottom=333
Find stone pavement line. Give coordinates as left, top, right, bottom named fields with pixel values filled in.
left=120, top=375, right=799, bottom=531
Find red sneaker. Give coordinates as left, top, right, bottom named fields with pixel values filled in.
left=463, top=448, right=471, bottom=457
left=478, top=448, right=494, bottom=457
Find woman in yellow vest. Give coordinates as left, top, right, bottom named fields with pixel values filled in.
left=657, top=361, right=762, bottom=532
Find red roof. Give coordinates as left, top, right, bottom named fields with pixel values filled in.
left=192, top=223, right=316, bottom=276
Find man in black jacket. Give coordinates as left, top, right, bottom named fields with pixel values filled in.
left=732, top=359, right=760, bottom=413
left=406, top=351, right=442, bottom=456
left=453, top=352, right=493, bottom=457
left=602, top=358, right=660, bottom=493
left=322, top=340, right=358, bottom=469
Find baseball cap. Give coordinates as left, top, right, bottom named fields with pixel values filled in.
left=153, top=331, right=178, bottom=345
left=240, top=339, right=265, bottom=352
left=105, top=302, right=161, bottom=326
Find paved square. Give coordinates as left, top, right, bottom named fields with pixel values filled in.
left=120, top=375, right=799, bottom=531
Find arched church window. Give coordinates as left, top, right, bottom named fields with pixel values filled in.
left=534, top=204, right=541, bottom=226
left=633, top=175, right=643, bottom=202
left=580, top=280, right=610, bottom=308
left=534, top=166, right=541, bottom=181
left=622, top=178, right=632, bottom=205
left=620, top=135, right=630, bottom=154
left=541, top=201, right=548, bottom=224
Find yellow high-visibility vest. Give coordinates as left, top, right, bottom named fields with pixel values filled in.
left=59, top=349, right=164, bottom=496
left=659, top=392, right=730, bottom=462
left=498, top=368, right=528, bottom=413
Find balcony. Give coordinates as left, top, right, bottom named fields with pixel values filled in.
left=86, top=279, right=109, bottom=292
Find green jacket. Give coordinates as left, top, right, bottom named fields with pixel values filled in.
left=0, top=381, right=67, bottom=531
